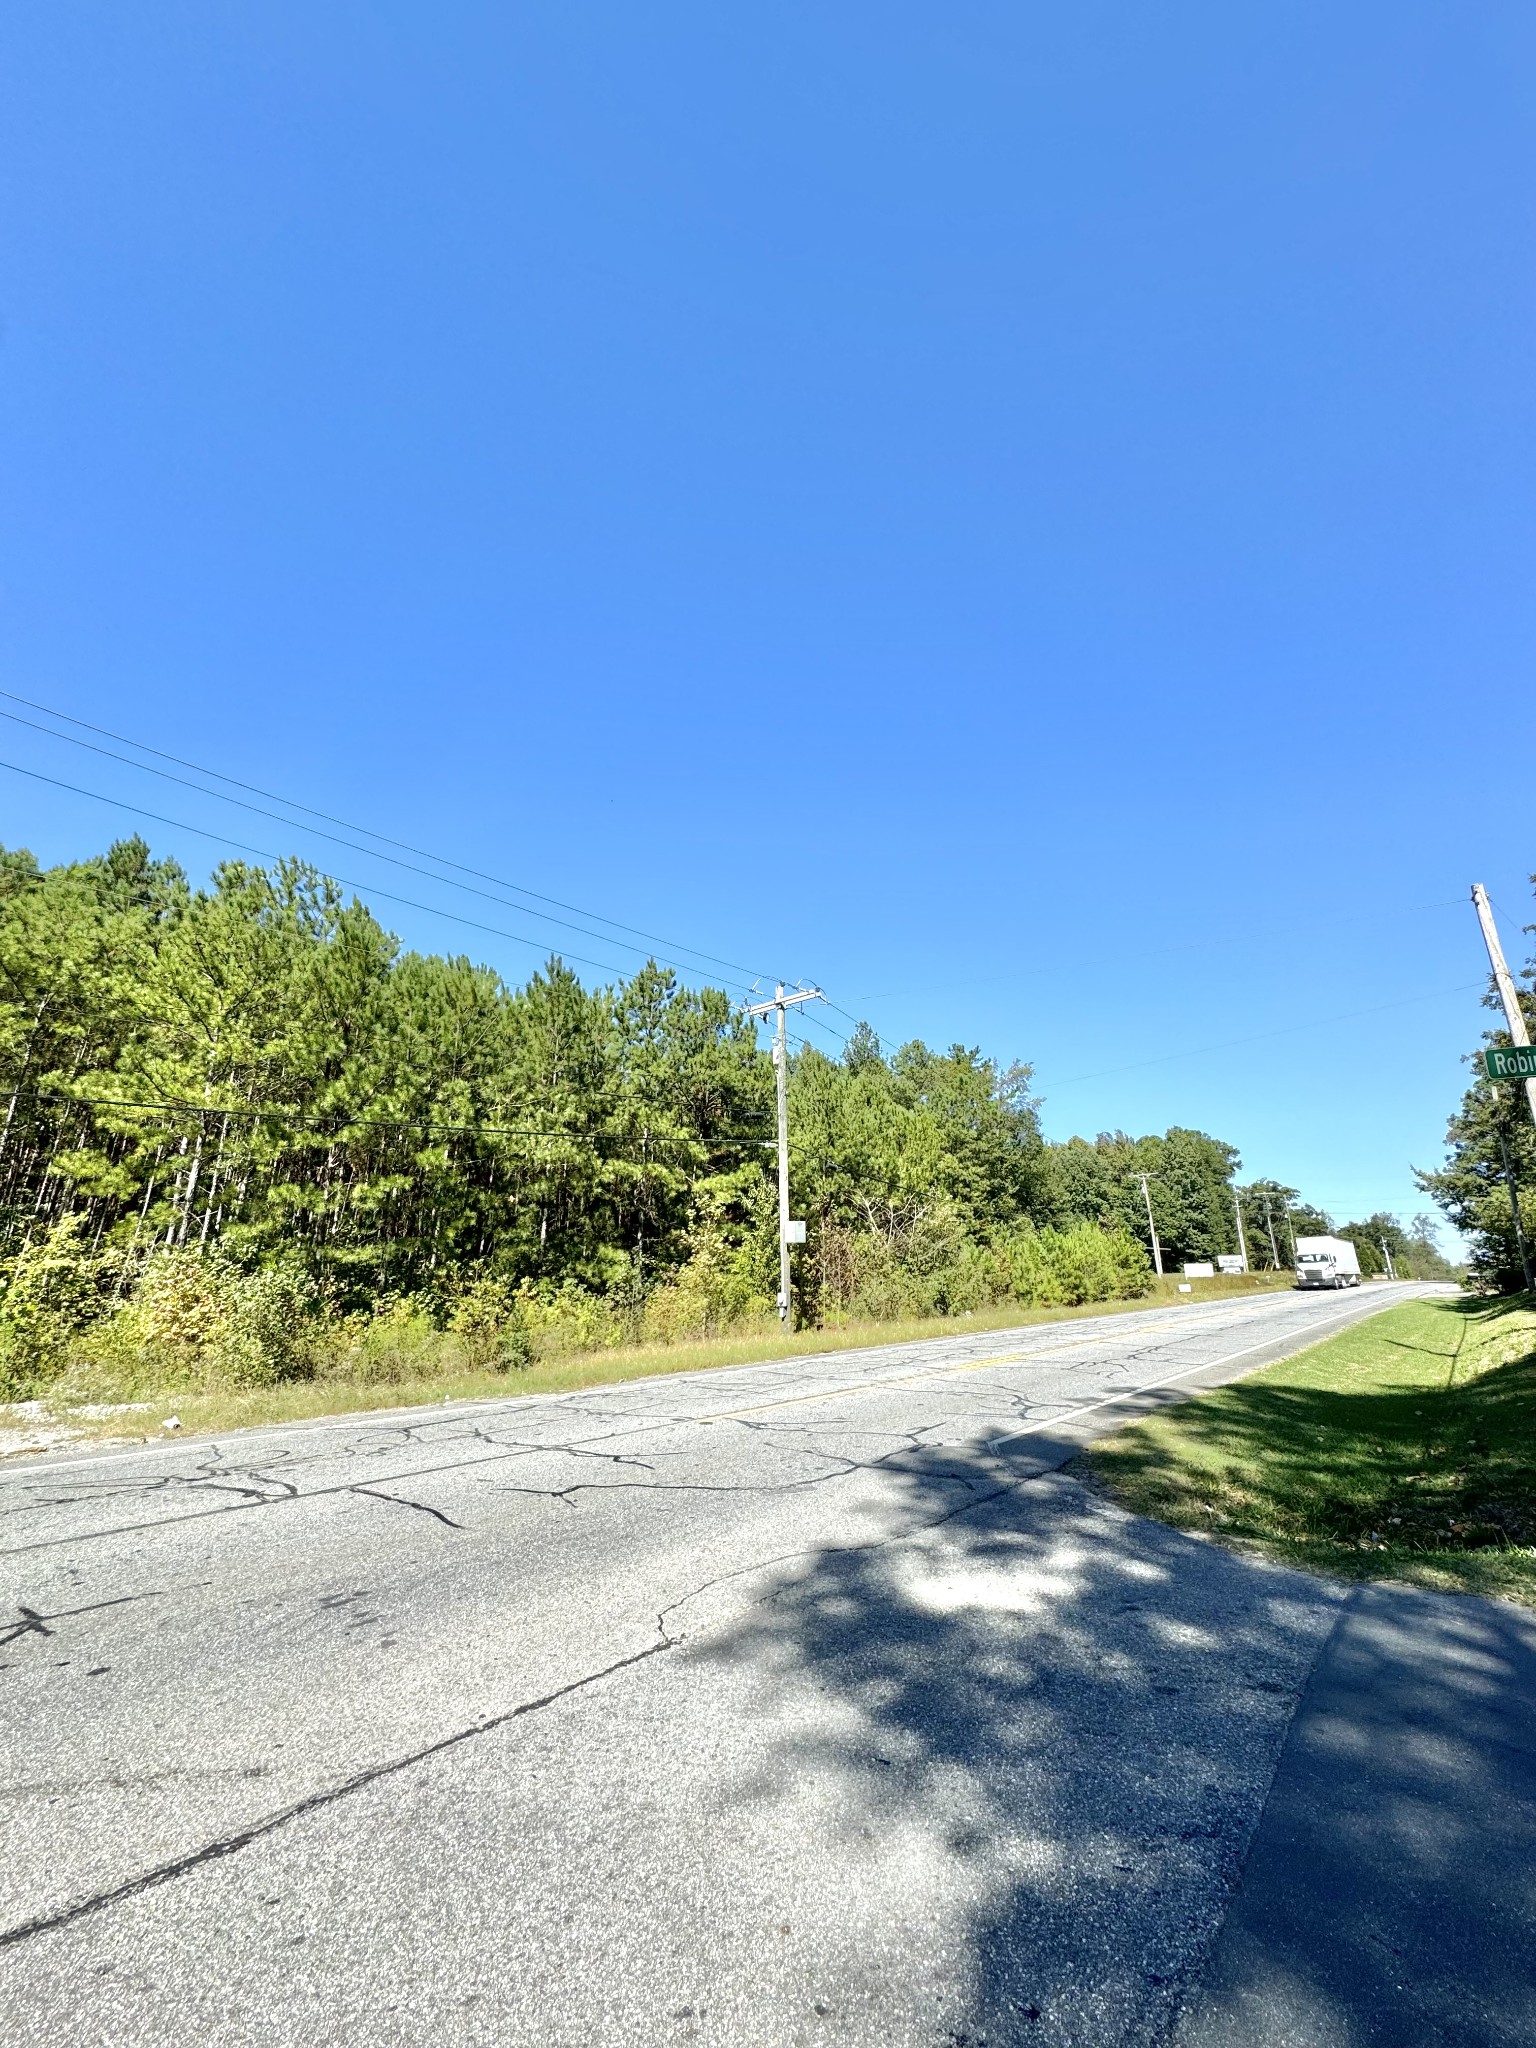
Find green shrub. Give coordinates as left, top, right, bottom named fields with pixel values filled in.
left=0, top=1208, right=1157, bottom=1411
left=312, top=1296, right=469, bottom=1385
left=641, top=1230, right=771, bottom=1343
left=447, top=1274, right=533, bottom=1369
left=0, top=1214, right=118, bottom=1398
left=996, top=1221, right=1152, bottom=1308
left=74, top=1248, right=316, bottom=1394
left=806, top=1203, right=1006, bottom=1324
left=513, top=1279, right=620, bottom=1357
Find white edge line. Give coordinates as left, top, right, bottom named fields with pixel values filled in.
left=987, top=1291, right=1415, bottom=1449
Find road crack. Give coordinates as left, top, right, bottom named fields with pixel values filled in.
left=0, top=1636, right=676, bottom=1951
left=349, top=1487, right=463, bottom=1530
left=0, top=1590, right=164, bottom=1650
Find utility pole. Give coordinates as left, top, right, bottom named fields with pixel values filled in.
left=1495, top=1124, right=1534, bottom=1293
left=745, top=983, right=824, bottom=1326
left=1139, top=1173, right=1164, bottom=1276
left=1262, top=1195, right=1281, bottom=1271
left=1232, top=1188, right=1249, bottom=1272
left=1380, top=1239, right=1396, bottom=1281
left=1472, top=884, right=1536, bottom=1134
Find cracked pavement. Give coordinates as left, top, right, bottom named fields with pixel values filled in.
left=4, top=1281, right=1528, bottom=2046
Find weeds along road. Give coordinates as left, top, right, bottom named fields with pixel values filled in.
left=0, top=1284, right=1450, bottom=2044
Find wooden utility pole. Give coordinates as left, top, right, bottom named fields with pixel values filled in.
left=1495, top=1125, right=1534, bottom=1292
left=745, top=983, right=824, bottom=1326
left=1262, top=1195, right=1281, bottom=1271
left=1139, top=1173, right=1164, bottom=1276
left=1472, top=884, right=1536, bottom=1133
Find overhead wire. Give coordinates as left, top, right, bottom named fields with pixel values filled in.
left=1485, top=892, right=1535, bottom=949
left=10, top=1086, right=774, bottom=1147
left=16, top=717, right=1477, bottom=1240
left=818, top=999, right=896, bottom=1053
left=9, top=689, right=1508, bottom=1094
left=0, top=717, right=795, bottom=1148
left=818, top=898, right=1498, bottom=1069
left=794, top=1009, right=855, bottom=1053
left=0, top=689, right=785, bottom=989
left=0, top=724, right=847, bottom=1063
left=0, top=706, right=766, bottom=989
left=0, top=756, right=681, bottom=982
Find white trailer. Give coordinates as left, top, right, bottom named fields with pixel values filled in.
left=1294, top=1235, right=1362, bottom=1289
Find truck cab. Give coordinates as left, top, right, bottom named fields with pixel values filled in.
left=1294, top=1235, right=1363, bottom=1289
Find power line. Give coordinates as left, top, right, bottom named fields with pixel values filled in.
left=0, top=688, right=784, bottom=989
left=0, top=706, right=768, bottom=989
left=1485, top=891, right=1532, bottom=931
left=3, top=745, right=836, bottom=1080
left=816, top=894, right=1490, bottom=1061
left=12, top=1086, right=774, bottom=1147
left=795, top=1009, right=857, bottom=1052
left=820, top=999, right=897, bottom=1052
left=0, top=755, right=695, bottom=985
left=791, top=995, right=916, bottom=1062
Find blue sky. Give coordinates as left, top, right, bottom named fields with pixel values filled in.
left=2, top=3, right=1533, bottom=1241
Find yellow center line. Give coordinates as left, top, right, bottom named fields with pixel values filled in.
left=693, top=1299, right=1285, bottom=1424
left=695, top=1331, right=1133, bottom=1423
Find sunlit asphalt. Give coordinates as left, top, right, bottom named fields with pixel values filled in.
left=3, top=1280, right=1530, bottom=2046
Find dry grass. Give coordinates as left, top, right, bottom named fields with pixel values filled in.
left=4, top=1268, right=1298, bottom=1453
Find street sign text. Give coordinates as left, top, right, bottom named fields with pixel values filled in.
left=1484, top=1046, right=1536, bottom=1080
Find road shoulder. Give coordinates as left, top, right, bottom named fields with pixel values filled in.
left=1172, top=1582, right=1536, bottom=2048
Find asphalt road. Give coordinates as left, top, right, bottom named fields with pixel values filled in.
left=2, top=1280, right=1526, bottom=2047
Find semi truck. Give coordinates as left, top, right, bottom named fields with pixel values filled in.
left=1293, top=1236, right=1362, bottom=1289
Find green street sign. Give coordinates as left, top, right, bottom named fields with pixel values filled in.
left=1484, top=1046, right=1536, bottom=1080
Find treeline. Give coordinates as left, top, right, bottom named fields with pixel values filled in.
left=0, top=838, right=1439, bottom=1394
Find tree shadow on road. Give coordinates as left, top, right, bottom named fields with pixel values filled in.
left=685, top=1438, right=1342, bottom=2045
left=1171, top=1580, right=1536, bottom=2048
left=686, top=1433, right=1536, bottom=2045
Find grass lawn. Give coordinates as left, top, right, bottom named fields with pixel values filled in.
left=1084, top=1292, right=1536, bottom=1607
left=3, top=1269, right=1296, bottom=1454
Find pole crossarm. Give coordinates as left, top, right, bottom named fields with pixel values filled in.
left=744, top=986, right=824, bottom=1020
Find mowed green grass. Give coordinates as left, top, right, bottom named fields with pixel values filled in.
left=1085, top=1293, right=1536, bottom=1606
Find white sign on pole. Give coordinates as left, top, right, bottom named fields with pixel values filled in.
left=784, top=1220, right=807, bottom=1245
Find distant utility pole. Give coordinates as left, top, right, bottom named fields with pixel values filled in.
left=1139, top=1173, right=1164, bottom=1276
left=1495, top=1125, right=1534, bottom=1293
left=1262, top=1196, right=1282, bottom=1271
left=1380, top=1239, right=1396, bottom=1281
left=1232, top=1188, right=1249, bottom=1272
left=745, top=983, right=824, bottom=1326
left=1472, top=884, right=1536, bottom=1135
